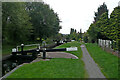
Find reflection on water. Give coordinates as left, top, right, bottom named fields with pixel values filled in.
left=2, top=55, right=35, bottom=76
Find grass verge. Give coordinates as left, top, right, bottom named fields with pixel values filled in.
left=8, top=59, right=85, bottom=78
left=85, top=43, right=118, bottom=78
left=7, top=41, right=86, bottom=78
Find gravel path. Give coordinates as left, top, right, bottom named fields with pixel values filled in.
left=81, top=44, right=106, bottom=78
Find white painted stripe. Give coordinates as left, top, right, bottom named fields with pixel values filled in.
left=66, top=47, right=77, bottom=51
left=12, top=48, right=17, bottom=52
left=68, top=53, right=79, bottom=59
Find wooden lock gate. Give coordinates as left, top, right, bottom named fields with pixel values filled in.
left=12, top=44, right=78, bottom=59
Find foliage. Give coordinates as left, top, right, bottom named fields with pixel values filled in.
left=2, top=2, right=61, bottom=45
left=87, top=23, right=99, bottom=43
left=70, top=28, right=83, bottom=41
left=108, top=6, right=120, bottom=50
left=94, top=2, right=108, bottom=23
left=26, top=2, right=61, bottom=42
left=87, top=3, right=109, bottom=43
left=83, top=32, right=88, bottom=43
left=2, top=2, right=32, bottom=44
left=87, top=3, right=120, bottom=50
left=108, top=7, right=120, bottom=41
left=53, top=33, right=63, bottom=41
left=79, top=29, right=82, bottom=39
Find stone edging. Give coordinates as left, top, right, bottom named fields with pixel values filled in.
left=0, top=63, right=26, bottom=79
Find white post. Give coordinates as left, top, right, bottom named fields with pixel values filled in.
left=106, top=40, right=109, bottom=48
left=101, top=39, right=103, bottom=47
left=100, top=39, right=102, bottom=46
left=99, top=39, right=101, bottom=46
left=102, top=40, right=104, bottom=47
left=104, top=40, right=106, bottom=47
left=98, top=39, right=100, bottom=46
left=109, top=41, right=112, bottom=49
left=105, top=40, right=106, bottom=47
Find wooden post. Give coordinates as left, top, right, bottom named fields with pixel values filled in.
left=43, top=50, right=46, bottom=59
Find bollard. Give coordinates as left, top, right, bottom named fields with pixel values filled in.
left=21, top=44, right=26, bottom=55
left=42, top=48, right=46, bottom=59
left=43, top=50, right=46, bottom=59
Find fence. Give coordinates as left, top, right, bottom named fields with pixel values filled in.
left=98, top=39, right=118, bottom=51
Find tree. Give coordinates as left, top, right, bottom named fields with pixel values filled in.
left=109, top=6, right=120, bottom=40
left=87, top=2, right=109, bottom=43
left=87, top=23, right=99, bottom=43
left=83, top=32, right=88, bottom=43
left=26, top=2, right=61, bottom=42
left=87, top=4, right=120, bottom=51
left=94, top=2, right=108, bottom=23
left=95, top=12, right=109, bottom=40
left=70, top=28, right=74, bottom=34
left=70, top=28, right=78, bottom=40
left=2, top=2, right=32, bottom=44
left=109, top=6, right=120, bottom=51
left=79, top=29, right=82, bottom=39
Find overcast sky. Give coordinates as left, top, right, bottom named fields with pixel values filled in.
left=43, top=0, right=120, bottom=34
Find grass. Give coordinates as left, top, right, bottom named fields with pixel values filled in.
left=85, top=43, right=118, bottom=78
left=7, top=41, right=87, bottom=78
left=2, top=44, right=38, bottom=55
left=55, top=41, right=82, bottom=59
left=8, top=59, right=85, bottom=78
left=18, top=45, right=38, bottom=51
left=2, top=45, right=15, bottom=55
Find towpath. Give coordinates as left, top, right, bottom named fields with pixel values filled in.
left=81, top=44, right=105, bottom=78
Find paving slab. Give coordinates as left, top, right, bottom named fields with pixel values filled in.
left=46, top=52, right=78, bottom=59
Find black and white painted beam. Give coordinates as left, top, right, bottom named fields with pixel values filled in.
left=12, top=47, right=78, bottom=54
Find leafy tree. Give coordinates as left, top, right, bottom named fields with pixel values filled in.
left=87, top=4, right=120, bottom=51
left=83, top=32, right=88, bottom=43
left=95, top=12, right=109, bottom=40
left=87, top=23, right=99, bottom=43
left=26, top=2, right=61, bottom=42
left=109, top=6, right=120, bottom=40
left=109, top=6, right=120, bottom=50
left=87, top=2, right=109, bottom=43
left=94, top=2, right=108, bottom=23
left=2, top=2, right=32, bottom=44
left=53, top=33, right=62, bottom=42
left=70, top=28, right=74, bottom=34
